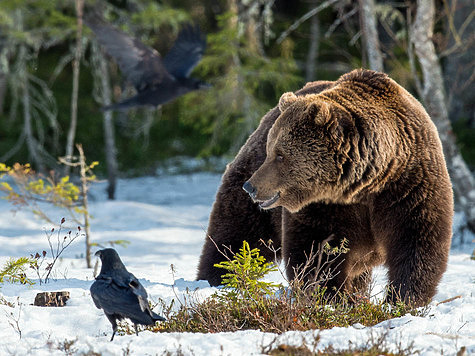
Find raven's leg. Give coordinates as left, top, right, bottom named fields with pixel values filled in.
left=134, top=323, right=139, bottom=336
left=105, top=314, right=118, bottom=341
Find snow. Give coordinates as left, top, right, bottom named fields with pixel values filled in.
left=0, top=172, right=474, bottom=355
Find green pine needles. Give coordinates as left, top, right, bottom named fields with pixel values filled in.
left=0, top=257, right=35, bottom=286
left=214, top=241, right=280, bottom=302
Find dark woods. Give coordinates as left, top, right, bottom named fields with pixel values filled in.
left=0, top=0, right=473, bottom=228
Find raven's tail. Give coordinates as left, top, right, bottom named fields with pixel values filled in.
left=100, top=95, right=145, bottom=112
left=151, top=311, right=166, bottom=322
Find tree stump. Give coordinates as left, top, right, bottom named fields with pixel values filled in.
left=34, top=291, right=70, bottom=307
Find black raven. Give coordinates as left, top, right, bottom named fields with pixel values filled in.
left=90, top=248, right=165, bottom=341
left=85, top=14, right=209, bottom=111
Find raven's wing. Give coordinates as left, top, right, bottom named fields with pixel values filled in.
left=127, top=277, right=150, bottom=312
left=84, top=14, right=174, bottom=91
left=90, top=277, right=154, bottom=325
left=163, top=24, right=206, bottom=79
left=106, top=270, right=150, bottom=313
left=90, top=279, right=105, bottom=309
left=118, top=276, right=166, bottom=322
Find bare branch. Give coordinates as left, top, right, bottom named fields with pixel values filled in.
left=276, top=0, right=339, bottom=44
left=65, top=0, right=85, bottom=177
left=325, top=7, right=358, bottom=39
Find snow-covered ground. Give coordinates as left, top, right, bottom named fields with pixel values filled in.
left=0, top=172, right=474, bottom=355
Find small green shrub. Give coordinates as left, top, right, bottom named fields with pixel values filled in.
left=0, top=257, right=35, bottom=286
left=213, top=240, right=280, bottom=304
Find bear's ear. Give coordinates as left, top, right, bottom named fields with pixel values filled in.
left=307, top=101, right=331, bottom=125
left=278, top=92, right=298, bottom=112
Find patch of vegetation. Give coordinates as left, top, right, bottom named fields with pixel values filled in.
left=0, top=156, right=129, bottom=268
left=47, top=338, right=104, bottom=356
left=0, top=162, right=81, bottom=225
left=262, top=330, right=416, bottom=355
left=29, top=218, right=82, bottom=284
left=0, top=160, right=93, bottom=266
left=147, top=241, right=422, bottom=335
left=152, top=287, right=418, bottom=334
left=0, top=295, right=15, bottom=307
left=0, top=218, right=82, bottom=287
left=0, top=257, right=36, bottom=286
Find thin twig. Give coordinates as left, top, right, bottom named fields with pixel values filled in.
left=276, top=0, right=340, bottom=44
left=325, top=7, right=358, bottom=39
left=6, top=297, right=22, bottom=339
left=436, top=295, right=462, bottom=305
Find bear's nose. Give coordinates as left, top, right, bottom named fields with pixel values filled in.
left=243, top=180, right=257, bottom=199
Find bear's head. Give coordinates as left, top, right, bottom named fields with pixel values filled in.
left=243, top=92, right=354, bottom=213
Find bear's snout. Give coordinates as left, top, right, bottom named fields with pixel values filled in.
left=243, top=179, right=281, bottom=209
left=243, top=180, right=257, bottom=199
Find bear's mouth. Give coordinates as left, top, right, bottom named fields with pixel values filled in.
left=257, top=192, right=280, bottom=209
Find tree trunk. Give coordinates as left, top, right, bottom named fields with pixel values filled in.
left=97, top=53, right=118, bottom=200
left=229, top=0, right=268, bottom=153
left=410, top=0, right=475, bottom=234
left=443, top=0, right=474, bottom=126
left=20, top=46, right=44, bottom=173
left=358, top=0, right=384, bottom=71
left=305, top=1, right=320, bottom=82
left=64, top=0, right=84, bottom=176
left=0, top=71, right=7, bottom=115
left=77, top=144, right=92, bottom=268
left=16, top=9, right=44, bottom=173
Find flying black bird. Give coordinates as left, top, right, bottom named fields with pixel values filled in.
left=85, top=14, right=209, bottom=111
left=90, top=248, right=165, bottom=341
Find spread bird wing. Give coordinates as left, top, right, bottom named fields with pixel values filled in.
left=85, top=14, right=173, bottom=91
left=163, top=24, right=206, bottom=79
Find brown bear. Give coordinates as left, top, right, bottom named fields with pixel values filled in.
left=197, top=69, right=453, bottom=307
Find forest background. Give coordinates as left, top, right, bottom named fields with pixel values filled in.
left=0, top=0, right=473, bottom=229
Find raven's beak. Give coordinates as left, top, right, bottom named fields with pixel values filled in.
left=94, top=250, right=101, bottom=257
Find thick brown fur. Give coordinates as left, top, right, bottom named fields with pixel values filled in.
left=197, top=69, right=453, bottom=307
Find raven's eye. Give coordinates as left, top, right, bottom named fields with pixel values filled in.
left=276, top=154, right=284, bottom=162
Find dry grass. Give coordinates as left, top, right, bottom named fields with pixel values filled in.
left=145, top=240, right=423, bottom=335
left=261, top=330, right=417, bottom=355
left=148, top=285, right=421, bottom=334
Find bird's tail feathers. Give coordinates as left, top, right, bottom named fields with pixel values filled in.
left=100, top=96, right=142, bottom=112
left=137, top=295, right=150, bottom=314
left=151, top=311, right=166, bottom=322
left=137, top=295, right=165, bottom=322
